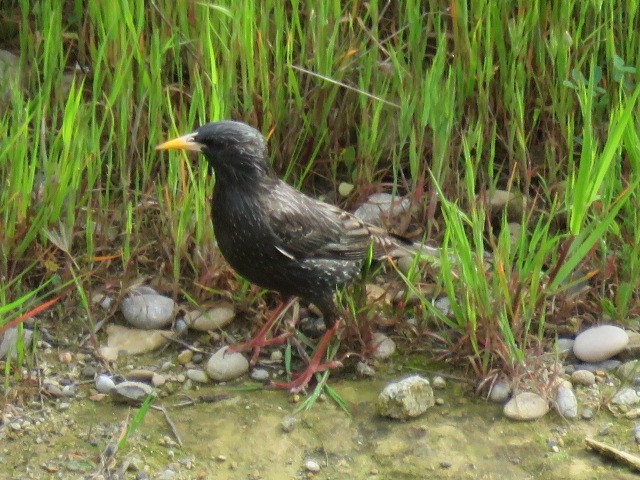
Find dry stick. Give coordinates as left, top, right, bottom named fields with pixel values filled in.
left=152, top=405, right=183, bottom=447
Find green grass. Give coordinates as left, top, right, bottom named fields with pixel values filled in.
left=1, top=0, right=639, bottom=387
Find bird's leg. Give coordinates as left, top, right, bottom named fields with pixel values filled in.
left=271, top=321, right=342, bottom=394
left=227, top=297, right=297, bottom=365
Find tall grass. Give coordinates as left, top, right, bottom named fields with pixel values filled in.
left=0, top=0, right=639, bottom=380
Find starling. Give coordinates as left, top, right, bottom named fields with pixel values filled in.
left=156, top=120, right=434, bottom=392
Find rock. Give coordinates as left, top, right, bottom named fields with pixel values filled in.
left=338, top=182, right=354, bottom=197
left=250, top=368, right=270, bottom=381
left=366, top=284, right=391, bottom=306
left=397, top=255, right=416, bottom=276
left=434, top=296, right=452, bottom=316
left=95, top=375, right=116, bottom=394
left=105, top=324, right=173, bottom=356
left=611, top=387, right=640, bottom=406
left=151, top=373, right=166, bottom=387
left=370, top=332, right=396, bottom=359
left=353, top=193, right=410, bottom=226
left=573, top=359, right=621, bottom=372
left=555, top=338, right=575, bottom=356
left=305, top=459, right=321, bottom=473
left=0, top=49, right=19, bottom=105
left=183, top=303, right=236, bottom=331
left=177, top=349, right=193, bottom=365
left=91, top=292, right=114, bottom=310
left=616, top=360, right=640, bottom=382
left=489, top=379, right=511, bottom=403
left=356, top=361, right=376, bottom=377
left=121, top=292, right=175, bottom=329
left=377, top=375, right=435, bottom=419
left=0, top=327, right=33, bottom=360
left=503, top=392, right=549, bottom=421
left=432, top=376, right=446, bottom=389
left=573, top=325, right=628, bottom=362
left=186, top=369, right=209, bottom=383
left=205, top=346, right=249, bottom=381
left=506, top=222, right=522, bottom=246
left=281, top=415, right=297, bottom=433
left=487, top=190, right=526, bottom=219
left=571, top=369, right=596, bottom=386
left=98, top=346, right=119, bottom=362
left=113, top=381, right=155, bottom=403
left=554, top=385, right=578, bottom=419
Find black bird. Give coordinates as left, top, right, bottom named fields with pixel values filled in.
left=156, top=121, right=435, bottom=392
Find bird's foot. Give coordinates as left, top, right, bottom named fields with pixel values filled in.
left=271, top=322, right=341, bottom=394
left=227, top=298, right=297, bottom=365
left=228, top=331, right=292, bottom=366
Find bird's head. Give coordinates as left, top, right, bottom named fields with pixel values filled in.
left=156, top=121, right=273, bottom=183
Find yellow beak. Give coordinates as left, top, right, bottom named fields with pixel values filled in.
left=155, top=133, right=202, bottom=152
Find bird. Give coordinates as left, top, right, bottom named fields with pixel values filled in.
left=156, top=120, right=436, bottom=393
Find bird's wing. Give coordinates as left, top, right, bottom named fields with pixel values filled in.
left=266, top=183, right=406, bottom=261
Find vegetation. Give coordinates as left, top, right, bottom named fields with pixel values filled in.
left=1, top=1, right=639, bottom=389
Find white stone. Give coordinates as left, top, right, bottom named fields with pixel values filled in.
left=186, top=369, right=209, bottom=383
left=573, top=325, right=629, bottom=362
left=503, top=392, right=549, bottom=421
left=489, top=379, right=512, bottom=403
left=0, top=327, right=33, bottom=360
left=105, top=324, right=173, bottom=356
left=113, top=381, right=155, bottom=403
left=121, top=293, right=175, bottom=329
left=183, top=303, right=235, bottom=331
left=371, top=332, right=396, bottom=359
left=205, top=346, right=249, bottom=381
left=554, top=385, right=578, bottom=419
left=571, top=369, right=595, bottom=386
left=377, top=375, right=435, bottom=419
left=95, top=375, right=116, bottom=394
left=353, top=193, right=410, bottom=225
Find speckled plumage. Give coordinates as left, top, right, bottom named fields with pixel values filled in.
left=159, top=120, right=414, bottom=327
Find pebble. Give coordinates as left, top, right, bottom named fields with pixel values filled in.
left=305, top=460, right=321, bottom=473
left=250, top=369, right=269, bottom=381
left=0, top=327, right=33, bottom=360
left=581, top=408, right=594, bottom=419
left=555, top=338, right=575, bottom=356
left=634, top=425, right=640, bottom=444
left=183, top=303, right=236, bottom=331
left=573, top=325, right=629, bottom=362
left=121, top=292, right=175, bottom=329
left=152, top=373, right=166, bottom=387
left=103, top=324, right=174, bottom=357
left=353, top=192, right=410, bottom=225
left=270, top=350, right=283, bottom=362
left=113, top=381, right=155, bottom=403
left=554, top=385, right=578, bottom=419
left=81, top=365, right=97, bottom=378
left=356, top=361, right=376, bottom=377
left=571, top=369, right=595, bottom=386
left=432, top=375, right=446, bottom=389
left=281, top=416, right=297, bottom=433
left=503, top=392, right=549, bottom=421
left=205, top=346, right=249, bottom=381
left=611, top=387, right=640, bottom=406
left=91, top=292, right=114, bottom=310
left=489, top=379, right=511, bottom=403
left=177, top=349, right=194, bottom=365
left=573, top=359, right=621, bottom=372
left=615, top=360, right=639, bottom=381
left=377, top=375, right=435, bottom=419
left=434, top=296, right=452, bottom=316
left=370, top=332, right=396, bottom=359
left=186, top=369, right=209, bottom=383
